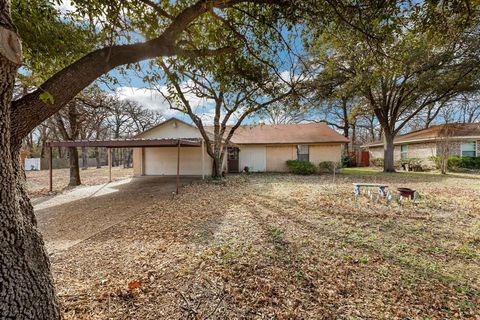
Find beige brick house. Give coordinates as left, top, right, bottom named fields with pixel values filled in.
left=363, top=123, right=480, bottom=166
left=133, top=118, right=349, bottom=176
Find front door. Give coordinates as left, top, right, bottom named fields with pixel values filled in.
left=227, top=147, right=239, bottom=173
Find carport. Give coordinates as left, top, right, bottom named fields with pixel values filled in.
left=44, top=138, right=205, bottom=194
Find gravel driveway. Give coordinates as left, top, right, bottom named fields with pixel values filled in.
left=34, top=176, right=200, bottom=255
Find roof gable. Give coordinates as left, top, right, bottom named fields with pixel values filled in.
left=136, top=118, right=202, bottom=139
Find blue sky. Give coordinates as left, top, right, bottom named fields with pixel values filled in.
left=56, top=0, right=308, bottom=126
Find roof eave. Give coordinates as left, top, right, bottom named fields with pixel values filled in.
left=362, top=135, right=480, bottom=148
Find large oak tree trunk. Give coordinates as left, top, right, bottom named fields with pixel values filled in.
left=0, top=23, right=61, bottom=318
left=68, top=147, right=81, bottom=186
left=383, top=130, right=396, bottom=172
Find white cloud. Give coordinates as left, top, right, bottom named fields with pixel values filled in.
left=114, top=85, right=246, bottom=126
left=56, top=0, right=76, bottom=14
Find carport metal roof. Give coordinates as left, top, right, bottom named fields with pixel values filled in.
left=44, top=138, right=205, bottom=194
left=44, top=138, right=202, bottom=148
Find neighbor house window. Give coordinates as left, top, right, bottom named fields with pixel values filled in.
left=400, top=145, right=408, bottom=160
left=297, top=145, right=309, bottom=161
left=461, top=141, right=476, bottom=157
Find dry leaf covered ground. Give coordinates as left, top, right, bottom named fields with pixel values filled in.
left=51, top=169, right=480, bottom=319
left=26, top=167, right=134, bottom=198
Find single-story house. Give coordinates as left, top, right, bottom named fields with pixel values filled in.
left=362, top=123, right=480, bottom=165
left=133, top=117, right=349, bottom=176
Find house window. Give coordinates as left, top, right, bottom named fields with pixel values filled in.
left=297, top=145, right=309, bottom=161
left=461, top=141, right=476, bottom=157
left=400, top=145, right=408, bottom=160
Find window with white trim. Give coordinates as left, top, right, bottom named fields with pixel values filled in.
left=297, top=145, right=309, bottom=161
left=400, top=145, right=408, bottom=160
left=461, top=141, right=476, bottom=157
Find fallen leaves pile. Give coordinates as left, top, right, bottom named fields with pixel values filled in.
left=52, top=172, right=480, bottom=319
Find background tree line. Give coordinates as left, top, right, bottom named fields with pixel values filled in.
left=18, top=84, right=164, bottom=186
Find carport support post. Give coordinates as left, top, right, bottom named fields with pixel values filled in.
left=49, top=145, right=53, bottom=192
left=201, top=139, right=205, bottom=180
left=176, top=141, right=180, bottom=194
left=108, top=148, right=112, bottom=183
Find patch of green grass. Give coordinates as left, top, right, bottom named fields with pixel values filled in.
left=270, top=227, right=284, bottom=243
left=456, top=245, right=479, bottom=260
left=340, top=167, right=381, bottom=175
left=458, top=299, right=475, bottom=312
left=455, top=286, right=480, bottom=297
left=358, top=256, right=369, bottom=264
left=293, top=271, right=304, bottom=281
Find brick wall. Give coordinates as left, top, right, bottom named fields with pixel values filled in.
left=367, top=139, right=479, bottom=167
left=368, top=142, right=436, bottom=167
left=436, top=140, right=480, bottom=157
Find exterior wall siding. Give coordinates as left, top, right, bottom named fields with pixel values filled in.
left=404, top=143, right=437, bottom=160
left=369, top=147, right=384, bottom=160
left=441, top=140, right=480, bottom=157
left=239, top=145, right=267, bottom=172
left=368, top=140, right=480, bottom=167
left=133, top=148, right=142, bottom=176
left=309, top=144, right=342, bottom=164
left=265, top=144, right=343, bottom=172
left=266, top=145, right=296, bottom=172
left=143, top=146, right=212, bottom=176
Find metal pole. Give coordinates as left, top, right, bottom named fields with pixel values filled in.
left=176, top=141, right=180, bottom=194
left=201, top=139, right=205, bottom=180
left=108, top=148, right=112, bottom=183
left=49, top=146, right=53, bottom=192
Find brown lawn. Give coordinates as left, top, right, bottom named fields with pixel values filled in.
left=26, top=166, right=134, bottom=198
left=48, top=169, right=479, bottom=319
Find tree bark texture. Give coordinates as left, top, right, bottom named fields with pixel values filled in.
left=383, top=130, right=396, bottom=172
left=68, top=147, right=81, bottom=186
left=81, top=146, right=88, bottom=170
left=0, top=6, right=61, bottom=316
left=95, top=147, right=101, bottom=168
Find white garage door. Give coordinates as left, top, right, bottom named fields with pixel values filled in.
left=144, top=147, right=210, bottom=175
left=239, top=146, right=266, bottom=172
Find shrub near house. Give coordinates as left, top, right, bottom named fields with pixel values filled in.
left=431, top=156, right=480, bottom=170
left=286, top=160, right=317, bottom=175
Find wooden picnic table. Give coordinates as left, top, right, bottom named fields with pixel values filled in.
left=353, top=183, right=388, bottom=197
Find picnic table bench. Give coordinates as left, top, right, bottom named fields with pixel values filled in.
left=353, top=183, right=388, bottom=197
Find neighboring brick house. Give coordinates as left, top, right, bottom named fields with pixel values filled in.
left=362, top=123, right=480, bottom=167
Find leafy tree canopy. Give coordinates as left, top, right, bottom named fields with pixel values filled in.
left=12, top=0, right=96, bottom=85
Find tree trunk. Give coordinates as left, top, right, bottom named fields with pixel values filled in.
left=82, top=146, right=88, bottom=170
left=0, top=21, right=61, bottom=318
left=383, top=130, right=396, bottom=172
left=95, top=147, right=101, bottom=168
left=212, top=157, right=223, bottom=178
left=68, top=147, right=81, bottom=186
left=341, top=96, right=350, bottom=153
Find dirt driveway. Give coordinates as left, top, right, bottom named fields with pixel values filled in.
left=34, top=176, right=200, bottom=255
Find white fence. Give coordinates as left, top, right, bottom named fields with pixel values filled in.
left=25, top=158, right=41, bottom=171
